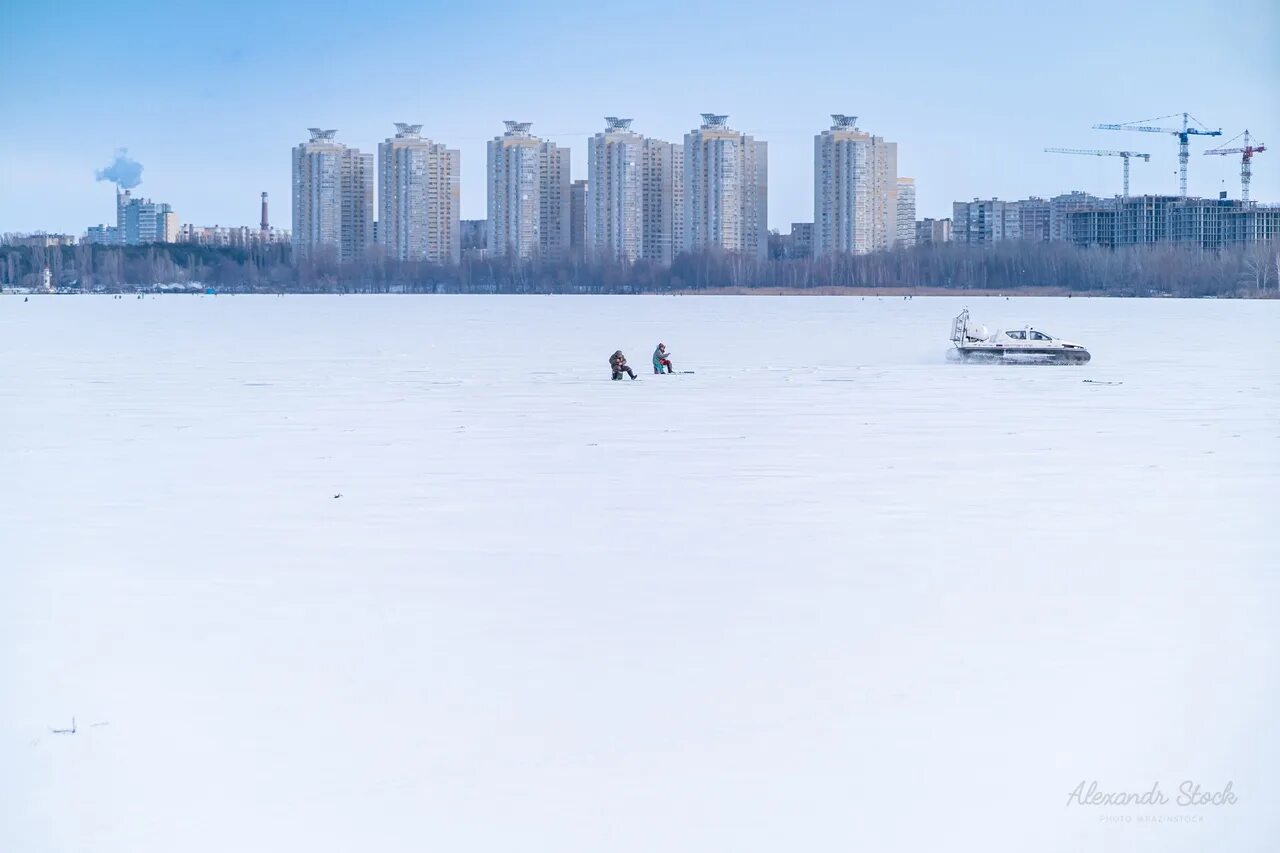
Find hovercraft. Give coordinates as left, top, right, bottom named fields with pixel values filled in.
left=947, top=309, right=1090, bottom=364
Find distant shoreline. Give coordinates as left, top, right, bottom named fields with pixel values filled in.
left=670, top=285, right=1112, bottom=297
left=4, top=285, right=1275, bottom=299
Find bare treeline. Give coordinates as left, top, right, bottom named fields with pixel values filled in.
left=2, top=239, right=1277, bottom=297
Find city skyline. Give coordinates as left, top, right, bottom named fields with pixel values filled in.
left=1, top=0, right=1275, bottom=235
left=39, top=113, right=1280, bottom=257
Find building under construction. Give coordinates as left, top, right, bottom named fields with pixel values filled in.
left=1064, top=196, right=1280, bottom=250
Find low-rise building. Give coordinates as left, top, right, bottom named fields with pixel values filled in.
left=1015, top=197, right=1050, bottom=242
left=178, top=224, right=290, bottom=247
left=4, top=233, right=78, bottom=247
left=460, top=219, right=488, bottom=258
left=915, top=218, right=951, bottom=244
left=84, top=225, right=120, bottom=245
left=789, top=222, right=813, bottom=257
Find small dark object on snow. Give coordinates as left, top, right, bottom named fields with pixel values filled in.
left=333, top=493, right=343, bottom=499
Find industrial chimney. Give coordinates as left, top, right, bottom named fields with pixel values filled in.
left=260, top=192, right=269, bottom=234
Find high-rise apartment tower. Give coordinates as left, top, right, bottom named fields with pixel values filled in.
left=378, top=123, right=461, bottom=264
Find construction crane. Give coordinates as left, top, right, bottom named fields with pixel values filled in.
left=1203, top=130, right=1267, bottom=202
left=1092, top=113, right=1222, bottom=197
left=1044, top=148, right=1151, bottom=196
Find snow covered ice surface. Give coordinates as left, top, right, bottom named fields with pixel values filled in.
left=1, top=294, right=1277, bottom=852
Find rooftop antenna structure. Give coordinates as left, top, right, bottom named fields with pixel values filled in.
left=831, top=114, right=858, bottom=129
left=604, top=117, right=634, bottom=132
left=700, top=113, right=730, bottom=129
left=393, top=123, right=423, bottom=137
left=1203, top=130, right=1267, bottom=202
left=503, top=121, right=532, bottom=136
left=1092, top=113, right=1221, bottom=197
left=307, top=128, right=338, bottom=142
left=1044, top=148, right=1151, bottom=196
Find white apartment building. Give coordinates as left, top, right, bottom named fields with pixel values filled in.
left=292, top=128, right=374, bottom=262
left=813, top=115, right=898, bottom=256
left=682, top=114, right=767, bottom=260
left=951, top=199, right=1021, bottom=245
left=586, top=117, right=644, bottom=262
left=952, top=197, right=1060, bottom=244
left=84, top=225, right=119, bottom=245
left=896, top=177, right=916, bottom=247
left=539, top=136, right=570, bottom=259
left=642, top=136, right=683, bottom=265
left=377, top=123, right=461, bottom=264
left=115, top=190, right=177, bottom=245
left=1016, top=197, right=1051, bottom=242
left=178, top=224, right=291, bottom=247
left=486, top=122, right=569, bottom=260
left=586, top=117, right=684, bottom=265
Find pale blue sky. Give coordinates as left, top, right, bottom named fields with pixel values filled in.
left=1, top=0, right=1276, bottom=234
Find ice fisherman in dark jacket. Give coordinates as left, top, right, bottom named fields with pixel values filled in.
left=610, top=350, right=637, bottom=380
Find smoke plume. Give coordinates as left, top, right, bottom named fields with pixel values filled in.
left=95, top=149, right=143, bottom=189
